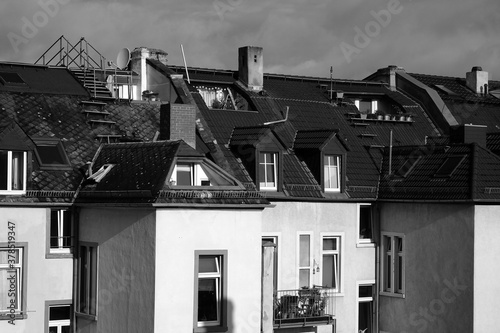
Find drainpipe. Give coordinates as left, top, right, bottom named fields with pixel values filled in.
left=388, top=130, right=393, bottom=175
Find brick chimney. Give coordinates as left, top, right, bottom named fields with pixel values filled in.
left=160, top=103, right=196, bottom=149
left=238, top=46, right=263, bottom=91
left=465, top=66, right=488, bottom=95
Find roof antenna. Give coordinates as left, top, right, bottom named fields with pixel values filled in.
left=329, top=66, right=333, bottom=103
left=264, top=106, right=289, bottom=126
left=180, top=44, right=191, bottom=84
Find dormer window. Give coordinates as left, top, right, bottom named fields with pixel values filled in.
left=171, top=163, right=210, bottom=186
left=324, top=155, right=341, bottom=192
left=259, top=152, right=278, bottom=191
left=354, top=99, right=378, bottom=114
left=0, top=150, right=27, bottom=194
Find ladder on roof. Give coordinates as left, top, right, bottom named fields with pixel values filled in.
left=35, top=35, right=134, bottom=102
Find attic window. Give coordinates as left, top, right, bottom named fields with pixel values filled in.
left=0, top=72, right=26, bottom=86
left=168, top=159, right=241, bottom=189
left=88, top=164, right=115, bottom=182
left=434, top=155, right=466, bottom=178
left=33, top=138, right=71, bottom=170
left=394, top=155, right=422, bottom=178
left=433, top=85, right=458, bottom=96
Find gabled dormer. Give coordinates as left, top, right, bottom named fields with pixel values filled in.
left=293, top=129, right=348, bottom=194
left=0, top=120, right=35, bottom=195
left=229, top=126, right=285, bottom=192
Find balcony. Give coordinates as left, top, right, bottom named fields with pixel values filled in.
left=273, top=287, right=336, bottom=329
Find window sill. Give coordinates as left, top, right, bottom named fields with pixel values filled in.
left=0, top=312, right=27, bottom=320
left=356, top=242, right=375, bottom=248
left=380, top=291, right=405, bottom=298
left=0, top=190, right=26, bottom=195
left=75, top=312, right=97, bottom=321
left=194, top=325, right=228, bottom=333
left=46, top=252, right=73, bottom=259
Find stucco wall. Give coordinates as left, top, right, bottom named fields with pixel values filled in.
left=0, top=207, right=73, bottom=332
left=474, top=205, right=500, bottom=332
left=262, top=201, right=376, bottom=333
left=77, top=208, right=155, bottom=333
left=379, top=203, right=473, bottom=333
left=155, top=208, right=263, bottom=333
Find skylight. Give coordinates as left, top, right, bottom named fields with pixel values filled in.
left=433, top=85, right=458, bottom=96
left=0, top=72, right=26, bottom=86
left=434, top=155, right=466, bottom=178
left=33, top=138, right=72, bottom=170
left=394, top=155, right=422, bottom=178
left=88, top=164, right=115, bottom=182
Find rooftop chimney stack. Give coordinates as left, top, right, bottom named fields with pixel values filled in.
left=238, top=46, right=263, bottom=92
left=160, top=103, right=196, bottom=149
left=466, top=66, right=488, bottom=95
left=130, top=47, right=169, bottom=97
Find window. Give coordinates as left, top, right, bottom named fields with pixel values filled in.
left=298, top=234, right=312, bottom=288
left=169, top=160, right=240, bottom=188
left=354, top=99, right=378, bottom=114
left=48, top=304, right=71, bottom=333
left=33, top=138, right=71, bottom=171
left=0, top=150, right=27, bottom=194
left=0, top=72, right=26, bottom=86
left=357, top=282, right=374, bottom=333
left=77, top=244, right=98, bottom=318
left=259, top=153, right=277, bottom=191
left=49, top=210, right=72, bottom=255
left=88, top=164, right=115, bottom=183
left=434, top=155, right=466, bottom=178
left=0, top=247, right=24, bottom=319
left=322, top=236, right=341, bottom=292
left=194, top=250, right=227, bottom=332
left=324, top=155, right=340, bottom=192
left=381, top=233, right=404, bottom=296
left=394, top=155, right=422, bottom=178
left=358, top=204, right=373, bottom=245
left=262, top=236, right=278, bottom=292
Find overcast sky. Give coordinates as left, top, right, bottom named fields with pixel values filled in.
left=1, top=0, right=499, bottom=80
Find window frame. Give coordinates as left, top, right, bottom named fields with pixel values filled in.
left=320, top=233, right=343, bottom=293
left=193, top=250, right=228, bottom=333
left=380, top=232, right=405, bottom=297
left=44, top=300, right=72, bottom=333
left=357, top=204, right=374, bottom=247
left=46, top=208, right=74, bottom=259
left=32, top=138, right=72, bottom=171
left=262, top=233, right=281, bottom=292
left=76, top=242, right=98, bottom=320
left=0, top=150, right=28, bottom=195
left=297, top=232, right=313, bottom=289
left=0, top=243, right=28, bottom=320
left=356, top=280, right=375, bottom=333
left=258, top=152, right=278, bottom=191
left=323, top=154, right=341, bottom=192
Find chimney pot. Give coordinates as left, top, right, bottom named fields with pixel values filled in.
left=466, top=66, right=488, bottom=94
left=238, top=46, right=263, bottom=91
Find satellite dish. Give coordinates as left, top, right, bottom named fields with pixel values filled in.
left=116, top=48, right=130, bottom=70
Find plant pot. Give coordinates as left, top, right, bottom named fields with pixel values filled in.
left=359, top=114, right=367, bottom=119
left=407, top=116, right=413, bottom=122
left=399, top=116, right=406, bottom=121
left=384, top=115, right=391, bottom=121
left=377, top=115, right=384, bottom=120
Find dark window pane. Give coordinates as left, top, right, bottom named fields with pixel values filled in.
left=299, top=235, right=310, bottom=266
left=50, top=211, right=59, bottom=248
left=0, top=151, right=7, bottom=190
left=37, top=145, right=66, bottom=164
left=176, top=164, right=192, bottom=185
left=49, top=305, right=71, bottom=320
left=359, top=206, right=372, bottom=239
left=299, top=269, right=310, bottom=288
left=11, top=151, right=24, bottom=190
left=323, top=238, right=336, bottom=251
left=198, top=278, right=218, bottom=321
left=358, top=301, right=373, bottom=333
left=62, top=211, right=72, bottom=247
left=322, top=255, right=334, bottom=288
left=49, top=327, right=57, bottom=333
left=62, top=326, right=71, bottom=333
left=359, top=285, right=373, bottom=298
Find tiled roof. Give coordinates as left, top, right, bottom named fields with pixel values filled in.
left=487, top=132, right=500, bottom=156
left=293, top=129, right=338, bottom=150
left=378, top=143, right=500, bottom=201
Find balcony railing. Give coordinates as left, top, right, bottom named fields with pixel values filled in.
left=273, top=287, right=336, bottom=328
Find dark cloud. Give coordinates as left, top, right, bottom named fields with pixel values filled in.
left=0, top=0, right=498, bottom=80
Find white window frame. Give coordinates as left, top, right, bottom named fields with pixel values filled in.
left=259, top=152, right=278, bottom=191
left=357, top=204, right=374, bottom=247
left=170, top=163, right=210, bottom=187
left=49, top=209, right=72, bottom=254
left=0, top=247, right=23, bottom=316
left=356, top=280, right=375, bottom=333
left=320, top=233, right=343, bottom=293
left=297, top=232, right=313, bottom=289
left=324, top=155, right=341, bottom=192
left=48, top=305, right=71, bottom=333
left=380, top=232, right=405, bottom=297
left=371, top=100, right=378, bottom=113
left=354, top=100, right=360, bottom=110
left=262, top=232, right=281, bottom=292
left=0, top=150, right=27, bottom=194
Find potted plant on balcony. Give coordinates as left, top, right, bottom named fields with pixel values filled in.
left=375, top=110, right=385, bottom=120
left=406, top=113, right=414, bottom=122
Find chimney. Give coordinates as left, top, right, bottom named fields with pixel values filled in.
left=465, top=66, right=488, bottom=95
left=238, top=46, right=263, bottom=91
left=130, top=47, right=169, bottom=97
left=450, top=124, right=487, bottom=147
left=159, top=103, right=196, bottom=149
left=369, top=65, right=404, bottom=91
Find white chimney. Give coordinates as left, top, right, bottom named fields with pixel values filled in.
left=466, top=66, right=488, bottom=95
left=130, top=47, right=169, bottom=97
left=238, top=46, right=263, bottom=91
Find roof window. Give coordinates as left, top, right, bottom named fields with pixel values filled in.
left=394, top=155, right=422, bottom=178
left=434, top=155, right=466, bottom=178
left=88, top=164, right=115, bottom=182
left=168, top=159, right=243, bottom=189
left=33, top=138, right=72, bottom=170
left=0, top=72, right=26, bottom=86
left=433, top=85, right=458, bottom=96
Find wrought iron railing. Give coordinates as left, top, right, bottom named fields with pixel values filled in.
left=274, top=287, right=336, bottom=328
